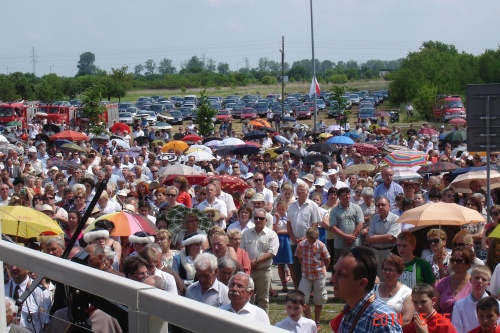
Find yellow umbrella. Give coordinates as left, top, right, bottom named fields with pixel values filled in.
left=318, top=133, right=333, bottom=139
left=396, top=202, right=485, bottom=227
left=161, top=140, right=189, bottom=153
left=0, top=206, right=64, bottom=239
left=264, top=148, right=279, bottom=159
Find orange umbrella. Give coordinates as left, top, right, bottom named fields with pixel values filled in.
left=161, top=140, right=189, bottom=153
left=249, top=119, right=271, bottom=128
left=49, top=130, right=89, bottom=141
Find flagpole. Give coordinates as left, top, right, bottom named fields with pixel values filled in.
left=310, top=0, right=317, bottom=132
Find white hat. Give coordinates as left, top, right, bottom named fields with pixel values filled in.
left=56, top=153, right=63, bottom=158
left=327, top=169, right=338, bottom=176
left=83, top=228, right=110, bottom=243
left=182, top=233, right=207, bottom=247
left=251, top=193, right=265, bottom=202
left=203, top=208, right=221, bottom=222
left=40, top=204, right=54, bottom=213
left=28, top=147, right=37, bottom=153
left=128, top=231, right=155, bottom=244
left=123, top=204, right=136, bottom=213
left=314, top=178, right=327, bottom=186
left=116, top=189, right=128, bottom=197
left=302, top=174, right=315, bottom=182
left=50, top=166, right=59, bottom=172
left=441, top=125, right=445, bottom=129
left=243, top=172, right=254, bottom=180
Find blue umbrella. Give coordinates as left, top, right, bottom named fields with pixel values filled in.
left=327, top=136, right=355, bottom=145
left=232, top=144, right=260, bottom=156
left=274, top=135, right=291, bottom=145
left=343, top=132, right=359, bottom=139
left=0, top=126, right=5, bottom=132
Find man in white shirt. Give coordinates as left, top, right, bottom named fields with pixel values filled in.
left=219, top=272, right=269, bottom=324
left=253, top=172, right=274, bottom=212
left=324, top=169, right=347, bottom=190
left=195, top=184, right=228, bottom=229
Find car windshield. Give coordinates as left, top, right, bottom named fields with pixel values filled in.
left=39, top=107, right=60, bottom=114
left=445, top=100, right=464, bottom=108
left=169, top=111, right=181, bottom=116
left=119, top=103, right=131, bottom=108
left=219, top=111, right=229, bottom=115
left=255, top=102, right=267, bottom=108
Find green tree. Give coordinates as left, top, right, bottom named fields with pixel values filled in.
left=217, top=62, right=230, bottom=75
left=413, top=83, right=438, bottom=121
left=134, top=64, right=144, bottom=76
left=0, top=75, right=17, bottom=101
left=36, top=74, right=64, bottom=102
left=77, top=52, right=97, bottom=76
left=329, top=86, right=351, bottom=126
left=261, top=75, right=277, bottom=84
left=9, top=72, right=37, bottom=100
left=144, top=59, right=156, bottom=75
left=62, top=77, right=82, bottom=99
left=196, top=90, right=218, bottom=137
left=109, top=66, right=132, bottom=102
left=81, top=84, right=106, bottom=135
left=205, top=59, right=216, bottom=72
left=158, top=58, right=176, bottom=74
left=183, top=56, right=204, bottom=73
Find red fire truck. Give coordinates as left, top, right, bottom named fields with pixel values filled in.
left=35, top=105, right=78, bottom=125
left=0, top=102, right=27, bottom=126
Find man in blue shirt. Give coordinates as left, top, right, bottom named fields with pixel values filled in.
left=374, top=167, right=403, bottom=209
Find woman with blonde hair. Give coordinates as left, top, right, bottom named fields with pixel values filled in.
left=156, top=229, right=179, bottom=269
left=173, top=176, right=192, bottom=208
left=425, top=228, right=452, bottom=279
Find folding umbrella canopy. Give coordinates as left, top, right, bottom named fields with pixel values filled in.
left=110, top=122, right=132, bottom=133
left=183, top=151, right=215, bottom=162
left=391, top=169, right=422, bottom=182
left=375, top=128, right=392, bottom=135
left=318, top=133, right=333, bottom=139
left=232, top=144, right=260, bottom=156
left=450, top=170, right=500, bottom=193
left=107, top=138, right=130, bottom=149
left=205, top=140, right=221, bottom=148
left=302, top=153, right=334, bottom=165
left=249, top=119, right=271, bottom=128
left=445, top=130, right=467, bottom=143
left=352, top=143, right=379, bottom=156
left=218, top=138, right=245, bottom=147
left=161, top=140, right=189, bottom=153
left=418, top=128, right=439, bottom=135
left=342, top=164, right=376, bottom=175
left=274, top=135, right=291, bottom=145
left=0, top=206, right=64, bottom=239
left=50, top=130, right=89, bottom=141
left=274, top=147, right=303, bottom=157
left=60, top=143, right=87, bottom=154
left=383, top=151, right=428, bottom=168
left=242, top=130, right=267, bottom=140
left=417, top=162, right=459, bottom=174
left=306, top=143, right=337, bottom=154
left=159, top=164, right=207, bottom=185
left=182, top=134, right=202, bottom=142
left=198, top=174, right=250, bottom=193
left=185, top=145, right=212, bottom=154
left=449, top=118, right=467, bottom=125
left=84, top=211, right=158, bottom=236
left=326, top=125, right=341, bottom=132
left=397, top=202, right=485, bottom=227
left=343, top=132, right=360, bottom=139
left=327, top=136, right=354, bottom=145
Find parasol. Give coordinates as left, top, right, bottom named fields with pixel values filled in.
left=397, top=202, right=485, bottom=227
left=50, top=130, right=89, bottom=141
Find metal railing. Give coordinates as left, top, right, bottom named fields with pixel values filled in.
left=0, top=241, right=286, bottom=333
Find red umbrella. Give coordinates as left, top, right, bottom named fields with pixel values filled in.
left=375, top=128, right=392, bottom=135
left=182, top=134, right=202, bottom=142
left=110, top=123, right=131, bottom=133
left=352, top=143, right=379, bottom=156
left=417, top=162, right=459, bottom=174
left=49, top=130, right=89, bottom=141
left=418, top=128, right=439, bottom=135
left=198, top=174, right=250, bottom=193
left=244, top=141, right=261, bottom=148
left=163, top=174, right=207, bottom=185
left=449, top=118, right=467, bottom=125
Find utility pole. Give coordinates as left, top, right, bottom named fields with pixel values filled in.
left=2, top=65, right=8, bottom=75
left=30, top=47, right=38, bottom=76
left=280, top=36, right=285, bottom=119
left=50, top=65, right=55, bottom=74
left=310, top=0, right=317, bottom=132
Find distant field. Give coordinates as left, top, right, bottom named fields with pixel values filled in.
left=119, top=79, right=391, bottom=102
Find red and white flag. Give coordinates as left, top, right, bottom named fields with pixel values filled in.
left=309, top=76, right=320, bottom=96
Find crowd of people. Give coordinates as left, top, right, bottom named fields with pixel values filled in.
left=2, top=114, right=500, bottom=333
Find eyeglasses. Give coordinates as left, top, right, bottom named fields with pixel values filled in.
left=492, top=212, right=500, bottom=216
left=34, top=197, right=43, bottom=201
left=428, top=238, right=441, bottom=244
left=450, top=258, right=466, bottom=264
left=206, top=214, right=214, bottom=218
left=254, top=216, right=266, bottom=221
left=355, top=190, right=362, bottom=194
left=75, top=196, right=84, bottom=199
left=244, top=196, right=252, bottom=199
left=382, top=268, right=397, bottom=273
left=453, top=242, right=467, bottom=248
left=254, top=179, right=264, bottom=182
left=166, top=194, right=176, bottom=197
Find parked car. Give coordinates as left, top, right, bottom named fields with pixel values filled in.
left=118, top=102, right=133, bottom=112
left=215, top=110, right=233, bottom=123
left=254, top=101, right=270, bottom=118
left=125, top=107, right=139, bottom=116
left=69, top=99, right=83, bottom=107
left=167, top=111, right=184, bottom=125
left=180, top=108, right=193, bottom=120
left=349, top=94, right=361, bottom=105
left=149, top=104, right=166, bottom=113
left=118, top=112, right=134, bottom=125
left=328, top=102, right=344, bottom=119
left=171, top=96, right=184, bottom=107
left=225, top=103, right=238, bottom=111
left=134, top=110, right=157, bottom=125
left=231, top=106, right=244, bottom=118
left=296, top=106, right=312, bottom=120
left=358, top=107, right=376, bottom=120
left=316, top=98, right=326, bottom=110
left=241, top=108, right=257, bottom=120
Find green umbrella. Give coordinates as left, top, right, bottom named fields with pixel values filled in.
left=445, top=130, right=467, bottom=143
left=6, top=121, right=22, bottom=127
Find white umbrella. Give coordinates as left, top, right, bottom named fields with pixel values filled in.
left=326, top=124, right=341, bottom=131
left=205, top=140, right=220, bottom=148
left=0, top=135, right=8, bottom=143
left=183, top=151, right=215, bottom=162
left=158, top=164, right=203, bottom=177
left=187, top=145, right=212, bottom=154
left=375, top=169, right=422, bottom=183
left=450, top=170, right=500, bottom=193
left=218, top=138, right=245, bottom=147
left=107, top=138, right=130, bottom=149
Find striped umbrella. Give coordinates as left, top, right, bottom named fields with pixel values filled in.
left=383, top=151, right=428, bottom=167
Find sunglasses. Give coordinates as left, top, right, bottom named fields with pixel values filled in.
left=453, top=242, right=466, bottom=248
left=491, top=212, right=500, bottom=216
left=166, top=194, right=176, bottom=197
left=450, top=258, right=465, bottom=264
left=244, top=196, right=252, bottom=200
left=376, top=204, right=387, bottom=207
left=254, top=216, right=266, bottom=221
left=428, top=238, right=441, bottom=244
left=254, top=179, right=264, bottom=182
left=75, top=196, right=84, bottom=199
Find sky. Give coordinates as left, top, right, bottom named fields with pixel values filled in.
left=2, top=0, right=500, bottom=77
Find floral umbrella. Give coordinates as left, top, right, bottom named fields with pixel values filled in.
left=352, top=143, right=379, bottom=156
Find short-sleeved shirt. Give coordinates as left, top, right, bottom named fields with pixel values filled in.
left=295, top=239, right=330, bottom=280
left=329, top=203, right=364, bottom=249
left=399, top=257, right=436, bottom=289
left=367, top=212, right=401, bottom=248
left=185, top=278, right=230, bottom=307
left=287, top=199, right=321, bottom=245
left=374, top=182, right=404, bottom=209
left=241, top=227, right=279, bottom=269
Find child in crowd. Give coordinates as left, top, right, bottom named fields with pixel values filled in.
left=467, top=297, right=500, bottom=333
left=453, top=266, right=500, bottom=333
left=275, top=290, right=317, bottom=333
left=403, top=283, right=457, bottom=333
left=295, top=227, right=330, bottom=330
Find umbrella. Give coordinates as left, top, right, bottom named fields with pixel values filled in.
left=374, top=111, right=391, bottom=117
left=383, top=145, right=411, bottom=153
left=6, top=121, right=22, bottom=127
left=50, top=130, right=89, bottom=141
left=306, top=143, right=337, bottom=154
left=110, top=122, right=131, bottom=134
left=0, top=135, right=8, bottom=143
left=84, top=211, right=158, bottom=236
left=159, top=164, right=207, bottom=185
left=417, top=162, right=459, bottom=174
left=450, top=170, right=500, bottom=193
left=151, top=139, right=165, bottom=146
left=249, top=119, right=271, bottom=128
left=0, top=206, right=64, bottom=239
left=243, top=130, right=267, bottom=140
left=232, top=144, right=260, bottom=156
left=107, top=138, right=130, bottom=149
left=260, top=126, right=276, bottom=133
left=0, top=143, right=23, bottom=155
left=161, top=140, right=189, bottom=153
left=343, top=132, right=360, bottom=139
left=326, top=125, right=341, bottom=132
left=342, top=164, right=376, bottom=175
left=113, top=151, right=141, bottom=158
left=445, top=130, right=467, bottom=143
left=383, top=151, right=428, bottom=168
left=198, top=174, right=250, bottom=193
left=274, top=135, right=291, bottom=145
left=43, top=123, right=60, bottom=133
left=184, top=151, right=215, bottom=162
left=150, top=122, right=173, bottom=131
left=60, top=143, right=87, bottom=154
left=185, top=145, right=212, bottom=154
left=264, top=148, right=279, bottom=159
left=418, top=128, right=439, bottom=136
left=302, top=153, right=334, bottom=165
left=353, top=143, right=379, bottom=156
left=327, top=136, right=355, bottom=145
left=218, top=138, right=245, bottom=147
left=280, top=116, right=296, bottom=122
left=205, top=140, right=221, bottom=148
left=244, top=141, right=261, bottom=148
left=215, top=145, right=236, bottom=156
left=274, top=147, right=303, bottom=157
left=182, top=134, right=202, bottom=142
left=294, top=123, right=309, bottom=130
left=375, top=128, right=392, bottom=135
left=397, top=202, right=485, bottom=227
left=53, top=139, right=72, bottom=148
left=202, top=136, right=222, bottom=144
left=159, top=206, right=213, bottom=240
left=451, top=145, right=468, bottom=158
left=0, top=125, right=5, bottom=132
left=90, top=134, right=110, bottom=141
left=134, top=136, right=149, bottom=146
left=449, top=118, right=467, bottom=125
left=318, top=133, right=333, bottom=139
left=390, top=169, right=423, bottom=182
